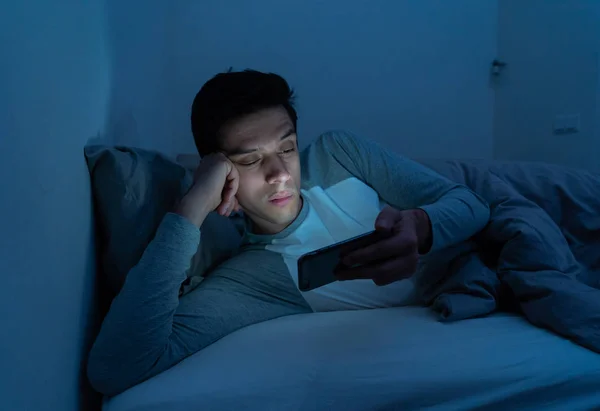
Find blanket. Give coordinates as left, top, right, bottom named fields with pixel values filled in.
left=416, top=158, right=600, bottom=353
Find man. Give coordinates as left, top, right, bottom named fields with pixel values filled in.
left=87, top=70, right=490, bottom=396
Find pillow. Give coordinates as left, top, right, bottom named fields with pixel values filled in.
left=84, top=145, right=242, bottom=298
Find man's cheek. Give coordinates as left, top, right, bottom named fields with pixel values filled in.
left=235, top=188, right=255, bottom=210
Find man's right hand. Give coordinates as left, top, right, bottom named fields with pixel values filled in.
left=174, top=153, right=240, bottom=228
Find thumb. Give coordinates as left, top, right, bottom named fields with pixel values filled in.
left=374, top=206, right=398, bottom=232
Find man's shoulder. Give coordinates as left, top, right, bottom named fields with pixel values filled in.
left=300, top=130, right=368, bottom=191
left=301, top=129, right=369, bottom=167
left=306, top=129, right=364, bottom=152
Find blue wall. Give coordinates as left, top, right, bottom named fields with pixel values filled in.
left=106, top=0, right=498, bottom=159
left=495, top=0, right=600, bottom=172
left=0, top=1, right=109, bottom=410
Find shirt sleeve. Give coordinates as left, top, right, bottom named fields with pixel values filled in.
left=306, top=130, right=490, bottom=252
left=86, top=213, right=309, bottom=397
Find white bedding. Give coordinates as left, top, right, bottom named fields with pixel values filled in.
left=103, top=307, right=600, bottom=411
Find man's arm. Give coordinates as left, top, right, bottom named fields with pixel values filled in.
left=87, top=152, right=308, bottom=396
left=87, top=213, right=198, bottom=395
left=306, top=130, right=490, bottom=252
left=87, top=212, right=309, bottom=397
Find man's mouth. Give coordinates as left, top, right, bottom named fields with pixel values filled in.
left=268, top=191, right=294, bottom=207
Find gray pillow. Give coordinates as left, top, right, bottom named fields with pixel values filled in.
left=84, top=145, right=241, bottom=297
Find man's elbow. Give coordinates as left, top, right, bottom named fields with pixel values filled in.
left=453, top=186, right=491, bottom=232
left=86, top=348, right=134, bottom=397
left=477, top=195, right=491, bottom=224
left=469, top=191, right=491, bottom=231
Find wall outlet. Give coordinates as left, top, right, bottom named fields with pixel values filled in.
left=553, top=113, right=581, bottom=135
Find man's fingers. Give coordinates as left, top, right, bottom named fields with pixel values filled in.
left=217, top=196, right=240, bottom=217
left=232, top=197, right=241, bottom=212
left=218, top=163, right=240, bottom=216
left=223, top=166, right=239, bottom=202
left=226, top=197, right=241, bottom=216
left=375, top=206, right=400, bottom=231
left=216, top=201, right=228, bottom=216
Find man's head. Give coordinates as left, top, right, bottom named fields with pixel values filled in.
left=191, top=70, right=302, bottom=234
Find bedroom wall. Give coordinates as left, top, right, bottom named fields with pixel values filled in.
left=102, top=0, right=175, bottom=152
left=494, top=0, right=600, bottom=171
left=0, top=1, right=109, bottom=410
left=106, top=0, right=498, bottom=160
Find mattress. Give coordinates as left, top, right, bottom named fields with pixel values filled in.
left=103, top=307, right=600, bottom=411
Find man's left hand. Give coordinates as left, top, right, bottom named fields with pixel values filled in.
left=335, top=206, right=432, bottom=286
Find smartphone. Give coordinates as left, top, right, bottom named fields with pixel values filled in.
left=297, top=230, right=391, bottom=292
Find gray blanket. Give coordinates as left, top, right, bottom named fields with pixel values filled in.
left=417, top=158, right=600, bottom=353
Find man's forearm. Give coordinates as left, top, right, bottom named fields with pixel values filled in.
left=419, top=187, right=490, bottom=253
left=174, top=194, right=212, bottom=228
left=87, top=212, right=201, bottom=396
left=305, top=131, right=490, bottom=253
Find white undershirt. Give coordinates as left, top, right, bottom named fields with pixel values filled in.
left=264, top=179, right=419, bottom=312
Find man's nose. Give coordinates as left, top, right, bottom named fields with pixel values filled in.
left=265, top=156, right=291, bottom=185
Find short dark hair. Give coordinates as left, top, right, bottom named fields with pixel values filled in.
left=190, top=69, right=297, bottom=156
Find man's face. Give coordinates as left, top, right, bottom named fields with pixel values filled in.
left=219, top=106, right=302, bottom=234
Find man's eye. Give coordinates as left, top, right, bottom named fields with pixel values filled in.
left=240, top=159, right=260, bottom=166
left=280, top=148, right=296, bottom=154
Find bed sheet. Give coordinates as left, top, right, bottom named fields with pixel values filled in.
left=103, top=307, right=600, bottom=411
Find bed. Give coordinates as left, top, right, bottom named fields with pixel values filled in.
left=102, top=307, right=600, bottom=411
left=85, top=143, right=600, bottom=411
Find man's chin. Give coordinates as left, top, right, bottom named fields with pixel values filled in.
left=244, top=197, right=300, bottom=234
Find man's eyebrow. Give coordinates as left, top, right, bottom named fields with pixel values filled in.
left=225, top=147, right=258, bottom=156
left=225, top=128, right=296, bottom=156
left=279, top=128, right=295, bottom=141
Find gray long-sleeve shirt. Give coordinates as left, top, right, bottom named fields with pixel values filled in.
left=87, top=131, right=490, bottom=396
